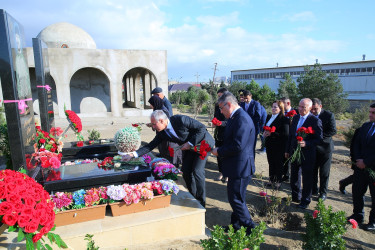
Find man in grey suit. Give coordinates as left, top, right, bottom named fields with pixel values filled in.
left=122, top=110, right=214, bottom=207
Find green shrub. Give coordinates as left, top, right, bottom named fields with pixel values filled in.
left=201, top=222, right=266, bottom=250
left=336, top=112, right=352, bottom=120
left=0, top=123, right=12, bottom=169
left=303, top=200, right=347, bottom=250
left=87, top=129, right=101, bottom=141
left=343, top=105, right=369, bottom=148
left=201, top=104, right=209, bottom=114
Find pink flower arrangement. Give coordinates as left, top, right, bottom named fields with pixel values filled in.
left=152, top=162, right=182, bottom=180
left=51, top=192, right=73, bottom=211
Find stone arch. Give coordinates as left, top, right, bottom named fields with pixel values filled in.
left=29, top=67, right=58, bottom=116
left=69, top=67, right=111, bottom=114
left=122, top=67, right=157, bottom=109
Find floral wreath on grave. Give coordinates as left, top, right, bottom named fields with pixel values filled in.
left=26, top=125, right=64, bottom=179
left=0, top=169, right=67, bottom=249
left=63, top=105, right=84, bottom=143
left=149, top=158, right=181, bottom=181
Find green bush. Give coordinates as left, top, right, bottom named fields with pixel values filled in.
left=0, top=123, right=12, bottom=169
left=201, top=104, right=209, bottom=114
left=336, top=112, right=352, bottom=120
left=343, top=105, right=369, bottom=148
left=303, top=200, right=347, bottom=250
left=201, top=222, right=266, bottom=250
left=87, top=129, right=101, bottom=141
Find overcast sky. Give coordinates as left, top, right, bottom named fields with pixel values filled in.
left=2, top=0, right=374, bottom=82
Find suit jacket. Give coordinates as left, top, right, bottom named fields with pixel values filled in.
left=264, top=113, right=289, bottom=150
left=213, top=104, right=228, bottom=141
left=136, top=115, right=214, bottom=156
left=285, top=113, right=323, bottom=165
left=240, top=99, right=262, bottom=134
left=316, top=109, right=336, bottom=154
left=260, top=105, right=267, bottom=132
left=217, top=108, right=255, bottom=178
left=162, top=97, right=173, bottom=116
left=353, top=122, right=375, bottom=170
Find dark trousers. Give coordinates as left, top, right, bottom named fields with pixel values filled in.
left=352, top=168, right=375, bottom=222
left=266, top=148, right=284, bottom=183
left=227, top=176, right=255, bottom=232
left=215, top=140, right=224, bottom=173
left=181, top=150, right=207, bottom=207
left=283, top=159, right=291, bottom=179
left=290, top=162, right=314, bottom=205
left=313, top=151, right=333, bottom=195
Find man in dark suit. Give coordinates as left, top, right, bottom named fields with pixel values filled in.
left=311, top=98, right=337, bottom=201
left=281, top=97, right=298, bottom=182
left=348, top=103, right=375, bottom=231
left=213, top=88, right=228, bottom=183
left=240, top=90, right=262, bottom=157
left=285, top=98, right=323, bottom=209
left=122, top=110, right=214, bottom=207
left=151, top=87, right=173, bottom=116
left=211, top=92, right=256, bottom=235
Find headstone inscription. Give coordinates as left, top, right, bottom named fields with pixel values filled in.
left=0, top=9, right=36, bottom=170
left=32, top=37, right=54, bottom=132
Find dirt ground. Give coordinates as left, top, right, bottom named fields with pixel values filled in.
left=55, top=110, right=375, bottom=249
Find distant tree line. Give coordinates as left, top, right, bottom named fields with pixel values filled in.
left=170, top=63, right=349, bottom=117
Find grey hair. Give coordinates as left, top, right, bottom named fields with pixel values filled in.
left=150, top=110, right=168, bottom=121
left=300, top=98, right=313, bottom=108
left=217, top=91, right=238, bottom=105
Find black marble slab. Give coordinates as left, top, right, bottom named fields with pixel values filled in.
left=61, top=141, right=118, bottom=161
left=41, top=162, right=151, bottom=193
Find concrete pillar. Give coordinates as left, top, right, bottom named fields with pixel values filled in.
left=129, top=76, right=134, bottom=102
left=144, top=72, right=151, bottom=109
left=134, top=73, right=141, bottom=108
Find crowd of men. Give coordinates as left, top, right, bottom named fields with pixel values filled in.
left=123, top=86, right=375, bottom=233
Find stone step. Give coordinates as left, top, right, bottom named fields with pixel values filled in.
left=0, top=185, right=206, bottom=249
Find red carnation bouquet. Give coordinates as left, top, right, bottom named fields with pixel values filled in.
left=263, top=126, right=276, bottom=133
left=288, top=126, right=314, bottom=164
left=211, top=117, right=222, bottom=126
left=132, top=123, right=142, bottom=132
left=285, top=110, right=297, bottom=122
left=0, top=169, right=66, bottom=249
left=193, top=140, right=212, bottom=160
left=63, top=106, right=84, bottom=142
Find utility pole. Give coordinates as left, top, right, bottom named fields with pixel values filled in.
left=212, top=63, right=217, bottom=85
left=194, top=73, right=200, bottom=85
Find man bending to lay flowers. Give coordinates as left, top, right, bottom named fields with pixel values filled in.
left=122, top=110, right=214, bottom=208
left=285, top=98, right=322, bottom=209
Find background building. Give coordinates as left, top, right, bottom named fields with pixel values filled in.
left=24, top=22, right=168, bottom=118
left=231, top=60, right=375, bottom=107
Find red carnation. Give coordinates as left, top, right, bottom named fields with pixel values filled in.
left=168, top=146, right=174, bottom=157
left=296, top=136, right=303, bottom=142
left=39, top=138, right=46, bottom=144
left=77, top=141, right=84, bottom=147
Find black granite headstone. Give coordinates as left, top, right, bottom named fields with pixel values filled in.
left=0, top=10, right=36, bottom=170
left=32, top=37, right=54, bottom=132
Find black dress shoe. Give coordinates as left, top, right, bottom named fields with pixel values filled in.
left=339, top=181, right=347, bottom=195
left=365, top=222, right=375, bottom=231
left=318, top=194, right=327, bottom=201
left=292, top=198, right=301, bottom=203
left=347, top=214, right=364, bottom=224
left=297, top=203, right=308, bottom=209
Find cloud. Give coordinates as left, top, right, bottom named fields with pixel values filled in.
left=286, top=11, right=316, bottom=22
left=1, top=0, right=347, bottom=81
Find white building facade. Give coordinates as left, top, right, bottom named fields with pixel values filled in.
left=231, top=60, right=375, bottom=105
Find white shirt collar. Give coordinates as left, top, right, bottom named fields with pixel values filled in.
left=230, top=107, right=241, bottom=119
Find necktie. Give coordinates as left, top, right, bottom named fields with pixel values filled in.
left=296, top=116, right=305, bottom=131
left=367, top=123, right=375, bottom=143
